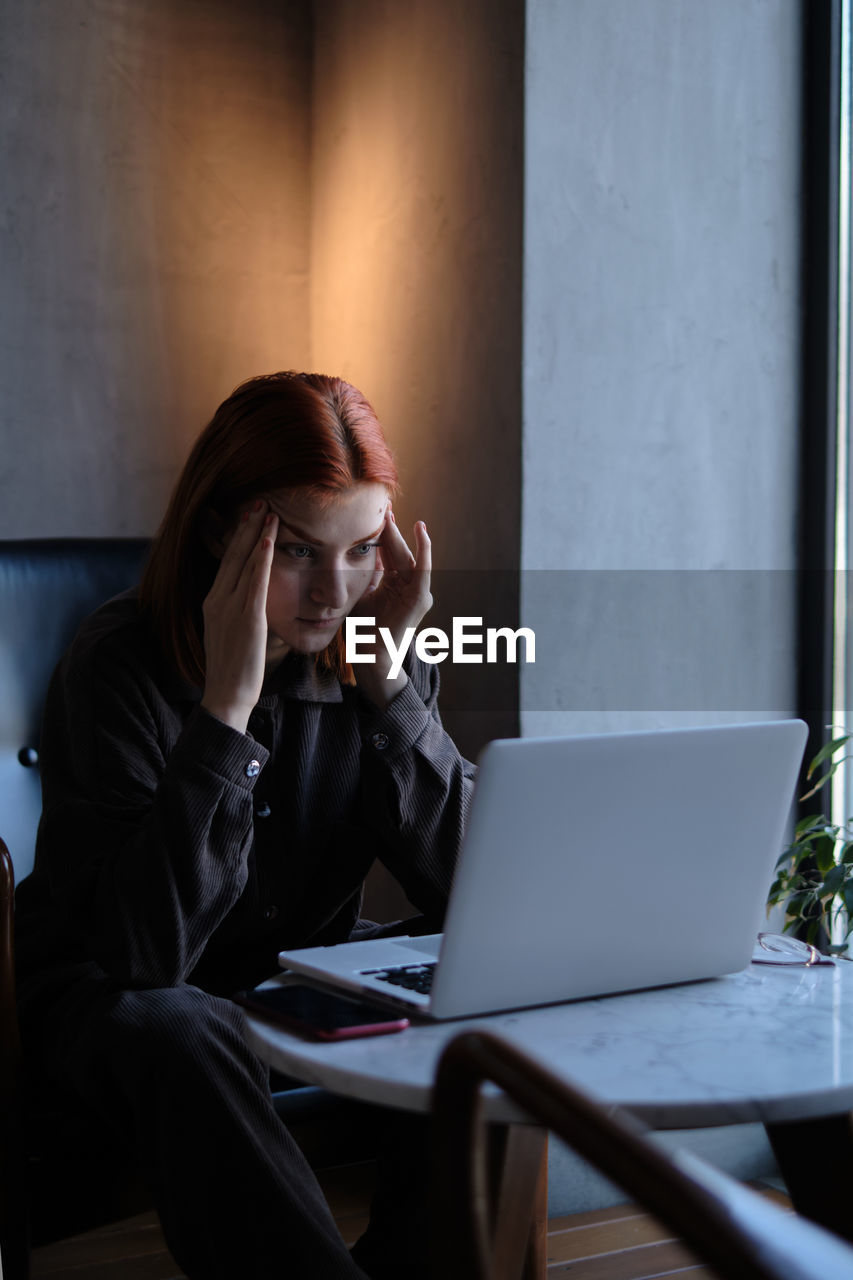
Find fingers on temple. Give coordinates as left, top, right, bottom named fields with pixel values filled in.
left=250, top=515, right=278, bottom=600
left=382, top=515, right=417, bottom=578
left=414, top=521, right=431, bottom=574
left=217, top=502, right=269, bottom=589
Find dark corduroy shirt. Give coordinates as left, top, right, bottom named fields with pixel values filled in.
left=15, top=591, right=476, bottom=1010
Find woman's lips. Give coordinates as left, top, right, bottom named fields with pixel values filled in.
left=297, top=616, right=342, bottom=629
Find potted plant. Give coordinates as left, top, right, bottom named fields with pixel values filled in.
left=767, top=732, right=853, bottom=955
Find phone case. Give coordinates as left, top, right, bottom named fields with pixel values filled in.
left=235, top=987, right=410, bottom=1041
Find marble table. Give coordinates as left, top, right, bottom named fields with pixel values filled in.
left=246, top=961, right=853, bottom=1265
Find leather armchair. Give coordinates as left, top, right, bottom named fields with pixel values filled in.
left=0, top=539, right=151, bottom=1277
left=0, top=539, right=379, bottom=1279
left=0, top=539, right=151, bottom=885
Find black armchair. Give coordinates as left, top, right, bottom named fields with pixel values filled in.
left=0, top=539, right=152, bottom=1276
left=0, top=539, right=151, bottom=886
left=0, top=539, right=379, bottom=1279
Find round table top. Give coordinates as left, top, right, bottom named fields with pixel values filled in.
left=245, top=960, right=853, bottom=1128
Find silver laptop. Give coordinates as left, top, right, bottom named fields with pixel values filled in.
left=278, top=719, right=808, bottom=1019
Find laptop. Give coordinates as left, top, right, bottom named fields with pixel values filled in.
left=278, top=719, right=808, bottom=1019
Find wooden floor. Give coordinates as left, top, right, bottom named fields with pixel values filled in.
left=28, top=1165, right=792, bottom=1279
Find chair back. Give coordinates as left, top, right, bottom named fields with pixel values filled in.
left=0, top=835, right=26, bottom=1278
left=432, top=1030, right=853, bottom=1280
left=0, top=539, right=149, bottom=883
left=0, top=539, right=389, bottom=1275
left=0, top=837, right=20, bottom=1076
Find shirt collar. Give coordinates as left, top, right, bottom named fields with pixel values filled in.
left=258, top=652, right=343, bottom=704
left=162, top=652, right=342, bottom=707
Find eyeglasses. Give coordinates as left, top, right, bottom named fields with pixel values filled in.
left=754, top=932, right=835, bottom=967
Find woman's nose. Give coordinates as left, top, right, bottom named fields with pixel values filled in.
left=307, top=566, right=349, bottom=610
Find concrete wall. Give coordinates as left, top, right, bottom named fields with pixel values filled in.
left=310, top=0, right=525, bottom=758
left=1, top=0, right=524, bottom=756
left=0, top=0, right=312, bottom=536
left=521, top=0, right=801, bottom=1213
left=0, top=1, right=806, bottom=730
left=1, top=0, right=524, bottom=918
left=309, top=0, right=524, bottom=918
left=521, top=0, right=802, bottom=735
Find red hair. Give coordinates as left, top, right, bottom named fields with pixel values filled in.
left=139, top=372, right=399, bottom=686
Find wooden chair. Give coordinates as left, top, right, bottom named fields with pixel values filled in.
left=431, top=1029, right=853, bottom=1280
left=0, top=539, right=381, bottom=1278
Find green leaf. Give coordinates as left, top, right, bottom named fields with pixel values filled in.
left=786, top=891, right=812, bottom=919
left=804, top=918, right=822, bottom=945
left=815, top=836, right=839, bottom=875
left=804, top=737, right=850, bottom=773
left=767, top=877, right=785, bottom=902
left=807, top=734, right=852, bottom=775
left=800, top=755, right=853, bottom=801
left=822, top=864, right=846, bottom=896
left=793, top=815, right=830, bottom=837
left=783, top=839, right=818, bottom=866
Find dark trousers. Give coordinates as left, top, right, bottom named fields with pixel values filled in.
left=26, top=981, right=430, bottom=1280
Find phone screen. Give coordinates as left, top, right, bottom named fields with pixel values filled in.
left=234, top=983, right=410, bottom=1041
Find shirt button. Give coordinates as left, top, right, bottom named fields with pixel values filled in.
left=371, top=732, right=389, bottom=751
left=245, top=759, right=261, bottom=779
left=263, top=905, right=279, bottom=921
left=255, top=801, right=271, bottom=818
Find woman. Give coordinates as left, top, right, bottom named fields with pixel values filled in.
left=15, top=371, right=476, bottom=1279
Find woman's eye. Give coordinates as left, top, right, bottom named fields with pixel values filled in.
left=350, top=542, right=379, bottom=558
left=278, top=544, right=314, bottom=560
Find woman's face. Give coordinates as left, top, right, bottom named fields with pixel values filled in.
left=262, top=482, right=388, bottom=668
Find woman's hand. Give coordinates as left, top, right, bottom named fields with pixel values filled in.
left=200, top=500, right=279, bottom=734
left=354, top=511, right=432, bottom=708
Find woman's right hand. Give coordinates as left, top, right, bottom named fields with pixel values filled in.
left=200, top=500, right=279, bottom=734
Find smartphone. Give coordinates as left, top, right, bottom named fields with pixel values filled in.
left=234, top=983, right=410, bottom=1041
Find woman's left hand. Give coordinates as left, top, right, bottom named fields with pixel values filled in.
left=353, top=511, right=432, bottom=707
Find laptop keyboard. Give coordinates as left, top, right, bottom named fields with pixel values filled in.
left=362, top=963, right=436, bottom=995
